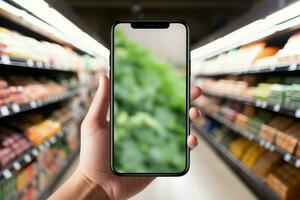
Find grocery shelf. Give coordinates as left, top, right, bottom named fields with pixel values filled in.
left=0, top=1, right=109, bottom=58
left=35, top=148, right=79, bottom=200
left=202, top=90, right=300, bottom=119
left=0, top=119, right=79, bottom=180
left=194, top=63, right=300, bottom=77
left=0, top=56, right=77, bottom=74
left=192, top=125, right=280, bottom=200
left=0, top=90, right=78, bottom=119
left=193, top=104, right=300, bottom=168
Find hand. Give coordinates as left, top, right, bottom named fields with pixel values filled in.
left=50, top=75, right=202, bottom=200
left=77, top=75, right=202, bottom=200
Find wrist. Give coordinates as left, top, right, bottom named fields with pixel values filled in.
left=71, top=167, right=111, bottom=200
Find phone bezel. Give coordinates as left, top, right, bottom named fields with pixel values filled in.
left=110, top=20, right=190, bottom=176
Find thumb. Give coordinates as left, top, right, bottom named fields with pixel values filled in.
left=84, top=75, right=110, bottom=127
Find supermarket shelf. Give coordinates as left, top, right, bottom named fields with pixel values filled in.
left=0, top=119, right=79, bottom=180
left=192, top=125, right=280, bottom=200
left=35, top=147, right=79, bottom=200
left=0, top=56, right=77, bottom=74
left=194, top=63, right=300, bottom=77
left=0, top=90, right=78, bottom=119
left=193, top=104, right=300, bottom=168
left=202, top=90, right=300, bottom=119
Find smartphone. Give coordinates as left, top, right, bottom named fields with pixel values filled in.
left=110, top=20, right=190, bottom=176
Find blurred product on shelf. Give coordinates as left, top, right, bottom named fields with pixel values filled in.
left=197, top=77, right=300, bottom=110
left=192, top=32, right=300, bottom=75
left=0, top=27, right=105, bottom=72
left=252, top=152, right=281, bottom=180
left=0, top=128, right=31, bottom=169
left=229, top=137, right=252, bottom=159
left=8, top=105, right=74, bottom=146
left=15, top=162, right=37, bottom=198
left=276, top=123, right=300, bottom=154
left=266, top=164, right=300, bottom=200
left=277, top=33, right=300, bottom=65
left=259, top=115, right=294, bottom=143
left=0, top=75, right=77, bottom=106
left=240, top=143, right=265, bottom=169
left=246, top=110, right=273, bottom=135
left=194, top=96, right=300, bottom=157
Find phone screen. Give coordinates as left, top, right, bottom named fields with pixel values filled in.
left=111, top=22, right=189, bottom=175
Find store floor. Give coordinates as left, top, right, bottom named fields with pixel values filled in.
left=55, top=132, right=256, bottom=200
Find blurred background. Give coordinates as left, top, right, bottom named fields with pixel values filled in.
left=0, top=0, right=300, bottom=199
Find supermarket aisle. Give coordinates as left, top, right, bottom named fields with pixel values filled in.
left=131, top=132, right=256, bottom=200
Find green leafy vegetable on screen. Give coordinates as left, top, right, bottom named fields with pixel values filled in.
left=114, top=29, right=186, bottom=173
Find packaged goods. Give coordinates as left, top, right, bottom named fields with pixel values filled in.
left=275, top=123, right=300, bottom=154
left=267, top=84, right=286, bottom=105
left=252, top=152, right=281, bottom=179
left=266, top=164, right=300, bottom=200
left=252, top=83, right=273, bottom=100
left=235, top=114, right=249, bottom=129
left=0, top=128, right=31, bottom=169
left=246, top=110, right=273, bottom=135
left=277, top=33, right=300, bottom=65
left=284, top=85, right=300, bottom=109
left=240, top=143, right=266, bottom=168
left=258, top=115, right=294, bottom=143
left=0, top=27, right=103, bottom=71
left=229, top=138, right=252, bottom=159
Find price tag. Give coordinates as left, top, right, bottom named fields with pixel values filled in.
left=1, top=55, right=10, bottom=65
left=295, top=109, right=300, bottom=118
left=284, top=153, right=291, bottom=162
left=13, top=161, right=21, bottom=171
left=30, top=101, right=37, bottom=108
left=32, top=149, right=39, bottom=156
left=288, top=63, right=297, bottom=71
left=273, top=104, right=281, bottom=112
left=270, top=145, right=275, bottom=152
left=36, top=61, right=43, bottom=68
left=2, top=169, right=12, bottom=179
left=38, top=100, right=43, bottom=106
left=24, top=154, right=31, bottom=163
left=261, top=101, right=268, bottom=108
left=248, top=134, right=254, bottom=140
left=11, top=104, right=20, bottom=113
left=50, top=136, right=57, bottom=144
left=265, top=142, right=271, bottom=149
left=296, top=159, right=300, bottom=168
left=0, top=106, right=9, bottom=116
left=270, top=66, right=276, bottom=71
left=259, top=140, right=265, bottom=147
left=27, top=60, right=34, bottom=67
left=45, top=141, right=50, bottom=148
left=58, top=131, right=64, bottom=137
left=255, top=100, right=261, bottom=107
left=45, top=63, right=50, bottom=68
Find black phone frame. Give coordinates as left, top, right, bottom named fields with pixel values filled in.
left=110, top=20, right=190, bottom=176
